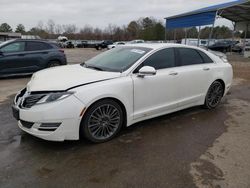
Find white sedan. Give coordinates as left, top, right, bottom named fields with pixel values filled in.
left=12, top=44, right=233, bottom=143
left=107, top=42, right=125, bottom=49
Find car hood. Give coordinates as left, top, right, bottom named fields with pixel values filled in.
left=27, top=64, right=121, bottom=92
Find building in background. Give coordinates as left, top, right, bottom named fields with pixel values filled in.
left=0, top=32, right=21, bottom=42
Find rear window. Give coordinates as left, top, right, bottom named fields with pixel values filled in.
left=178, top=48, right=204, bottom=66
left=197, top=50, right=214, bottom=63
left=26, top=42, right=52, bottom=51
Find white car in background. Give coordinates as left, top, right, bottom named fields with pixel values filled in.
left=107, top=42, right=126, bottom=49
left=129, top=39, right=145, bottom=44
left=12, top=44, right=233, bottom=143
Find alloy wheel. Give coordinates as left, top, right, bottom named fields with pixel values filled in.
left=206, top=82, right=224, bottom=108
left=87, top=104, right=121, bottom=140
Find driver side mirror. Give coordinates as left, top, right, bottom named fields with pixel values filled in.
left=138, top=66, right=157, bottom=78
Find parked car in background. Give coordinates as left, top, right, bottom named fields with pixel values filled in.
left=76, top=40, right=88, bottom=48
left=0, top=39, right=67, bottom=77
left=95, top=40, right=113, bottom=50
left=208, top=40, right=241, bottom=53
left=128, top=40, right=145, bottom=44
left=83, top=41, right=100, bottom=48
left=65, top=41, right=75, bottom=48
left=12, top=44, right=232, bottom=143
left=107, top=41, right=126, bottom=49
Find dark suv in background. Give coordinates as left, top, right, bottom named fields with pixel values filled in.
left=208, top=40, right=242, bottom=53
left=0, top=39, right=67, bottom=77
left=95, top=40, right=113, bottom=50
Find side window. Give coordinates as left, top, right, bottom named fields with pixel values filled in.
left=178, top=48, right=204, bottom=66
left=197, top=50, right=214, bottom=63
left=1, top=42, right=25, bottom=53
left=142, top=48, right=175, bottom=70
left=26, top=42, right=51, bottom=51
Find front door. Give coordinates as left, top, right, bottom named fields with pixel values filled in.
left=0, top=41, right=27, bottom=75
left=132, top=48, right=179, bottom=120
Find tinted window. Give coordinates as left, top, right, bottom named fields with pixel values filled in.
left=1, top=42, right=25, bottom=53
left=197, top=50, right=213, bottom=63
left=143, top=48, right=175, bottom=70
left=178, top=48, right=204, bottom=66
left=26, top=42, right=51, bottom=51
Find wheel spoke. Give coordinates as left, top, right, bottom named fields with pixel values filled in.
left=87, top=104, right=121, bottom=140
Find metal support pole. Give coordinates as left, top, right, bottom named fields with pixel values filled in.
left=207, top=11, right=217, bottom=50
left=165, top=28, right=167, bottom=42
left=231, top=22, right=236, bottom=55
left=243, top=23, right=248, bottom=55
left=197, top=26, right=201, bottom=47
left=185, top=28, right=187, bottom=45
left=207, top=23, right=215, bottom=49
left=165, top=19, right=167, bottom=42
left=174, top=29, right=176, bottom=43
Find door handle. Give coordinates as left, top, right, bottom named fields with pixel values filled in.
left=203, top=67, right=210, bottom=71
left=169, top=72, right=178, bottom=76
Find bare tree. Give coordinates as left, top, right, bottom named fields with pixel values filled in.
left=55, top=24, right=62, bottom=34
left=47, top=19, right=55, bottom=34
left=37, top=21, right=44, bottom=30
left=63, top=24, right=77, bottom=34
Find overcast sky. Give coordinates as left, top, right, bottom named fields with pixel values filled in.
left=0, top=0, right=234, bottom=30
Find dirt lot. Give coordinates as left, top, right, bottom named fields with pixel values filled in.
left=0, top=49, right=250, bottom=188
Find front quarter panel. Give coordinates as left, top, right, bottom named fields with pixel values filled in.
left=71, top=76, right=134, bottom=126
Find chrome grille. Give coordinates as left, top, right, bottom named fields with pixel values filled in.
left=21, top=94, right=45, bottom=108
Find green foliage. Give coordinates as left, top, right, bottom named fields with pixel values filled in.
left=187, top=27, right=198, bottom=38
left=26, top=27, right=49, bottom=38
left=213, top=26, right=232, bottom=39
left=0, top=23, right=13, bottom=32
left=15, top=24, right=25, bottom=33
left=130, top=17, right=165, bottom=40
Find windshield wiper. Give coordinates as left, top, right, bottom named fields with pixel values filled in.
left=85, top=64, right=104, bottom=71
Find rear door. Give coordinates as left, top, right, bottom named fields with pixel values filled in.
left=24, top=41, right=52, bottom=72
left=0, top=41, right=27, bottom=75
left=173, top=47, right=215, bottom=107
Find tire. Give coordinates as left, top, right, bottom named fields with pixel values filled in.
left=204, top=81, right=224, bottom=109
left=80, top=99, right=124, bottom=143
left=48, top=61, right=61, bottom=68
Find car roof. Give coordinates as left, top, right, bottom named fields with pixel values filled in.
left=12, top=39, right=50, bottom=43
left=124, top=43, right=205, bottom=51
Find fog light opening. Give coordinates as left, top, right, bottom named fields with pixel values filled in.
left=38, top=123, right=61, bottom=131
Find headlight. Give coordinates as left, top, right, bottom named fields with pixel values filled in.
left=36, top=92, right=74, bottom=104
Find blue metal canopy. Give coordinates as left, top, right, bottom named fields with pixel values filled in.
left=165, top=0, right=250, bottom=29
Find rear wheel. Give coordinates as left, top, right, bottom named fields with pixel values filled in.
left=80, top=99, right=124, bottom=143
left=48, top=61, right=61, bottom=68
left=204, top=81, right=224, bottom=109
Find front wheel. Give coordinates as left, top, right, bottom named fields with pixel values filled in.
left=80, top=99, right=124, bottom=143
left=204, top=81, right=224, bottom=109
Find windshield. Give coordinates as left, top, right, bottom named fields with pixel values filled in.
left=0, top=40, right=15, bottom=48
left=82, top=46, right=152, bottom=72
